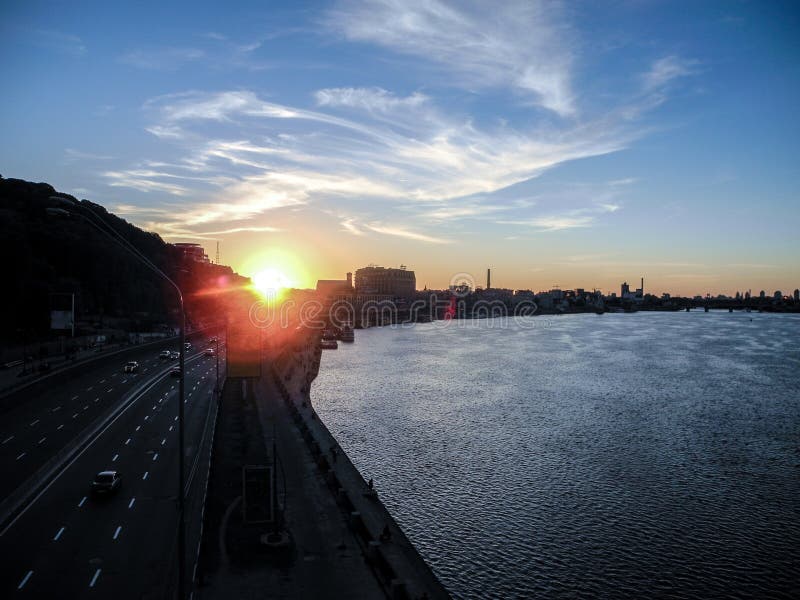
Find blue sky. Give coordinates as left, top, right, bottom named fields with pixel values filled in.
left=1, top=0, right=798, bottom=294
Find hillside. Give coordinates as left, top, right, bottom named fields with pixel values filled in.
left=0, top=175, right=248, bottom=343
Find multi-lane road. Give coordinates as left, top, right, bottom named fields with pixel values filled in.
left=0, top=334, right=224, bottom=597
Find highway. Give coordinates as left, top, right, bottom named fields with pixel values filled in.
left=0, top=335, right=215, bottom=502
left=0, top=338, right=223, bottom=598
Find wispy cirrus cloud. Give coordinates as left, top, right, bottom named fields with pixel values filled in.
left=120, top=47, right=206, bottom=70
left=643, top=55, right=699, bottom=92
left=31, top=29, right=86, bottom=56
left=64, top=148, right=114, bottom=162
left=326, top=0, right=576, bottom=116
left=364, top=223, right=452, bottom=244
left=99, top=5, right=697, bottom=245
left=102, top=79, right=673, bottom=241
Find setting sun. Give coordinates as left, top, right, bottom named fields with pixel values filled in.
left=253, top=267, right=293, bottom=297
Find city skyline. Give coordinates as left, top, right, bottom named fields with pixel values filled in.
left=2, top=1, right=798, bottom=296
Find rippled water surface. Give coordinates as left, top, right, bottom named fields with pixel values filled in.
left=311, top=312, right=800, bottom=599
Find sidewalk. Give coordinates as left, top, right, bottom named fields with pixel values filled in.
left=195, top=375, right=385, bottom=599
left=274, top=356, right=451, bottom=600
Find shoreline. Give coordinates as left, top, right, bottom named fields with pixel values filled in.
left=270, top=328, right=451, bottom=599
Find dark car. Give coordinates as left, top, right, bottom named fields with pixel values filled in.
left=184, top=342, right=192, bottom=350
left=203, top=348, right=215, bottom=357
left=170, top=351, right=179, bottom=359
left=159, top=350, right=171, bottom=360
left=170, top=367, right=182, bottom=378
left=123, top=361, right=139, bottom=373
left=92, top=471, right=121, bottom=495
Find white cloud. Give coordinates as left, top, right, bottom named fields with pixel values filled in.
left=64, top=148, right=114, bottom=162
left=643, top=56, right=698, bottom=91
left=326, top=0, right=576, bottom=116
left=365, top=223, right=452, bottom=244
left=500, top=215, right=594, bottom=231
left=316, top=87, right=428, bottom=113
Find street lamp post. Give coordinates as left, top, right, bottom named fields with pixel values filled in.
left=53, top=199, right=187, bottom=599
left=214, top=336, right=220, bottom=401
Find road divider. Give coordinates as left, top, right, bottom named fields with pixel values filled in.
left=0, top=351, right=206, bottom=536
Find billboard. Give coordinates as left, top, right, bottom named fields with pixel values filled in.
left=50, top=310, right=73, bottom=330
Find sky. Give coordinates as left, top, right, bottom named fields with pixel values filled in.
left=1, top=0, right=798, bottom=296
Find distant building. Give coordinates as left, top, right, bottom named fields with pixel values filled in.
left=794, top=289, right=799, bottom=302
left=316, top=273, right=353, bottom=297
left=773, top=290, right=782, bottom=301
left=621, top=278, right=644, bottom=302
left=174, top=242, right=209, bottom=263
left=355, top=265, right=416, bottom=297
left=759, top=290, right=766, bottom=299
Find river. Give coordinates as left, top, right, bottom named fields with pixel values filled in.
left=311, top=311, right=800, bottom=599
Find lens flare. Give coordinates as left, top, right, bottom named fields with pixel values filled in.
left=252, top=268, right=292, bottom=299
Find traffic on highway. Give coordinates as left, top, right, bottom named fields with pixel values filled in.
left=0, top=333, right=225, bottom=598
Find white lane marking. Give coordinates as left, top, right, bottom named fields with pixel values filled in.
left=135, top=425, right=141, bottom=431
left=16, top=452, right=26, bottom=460
left=168, top=426, right=173, bottom=432
left=125, top=438, right=131, bottom=445
left=112, top=454, right=119, bottom=462
left=128, top=497, right=136, bottom=509
left=38, top=437, right=46, bottom=445
left=142, top=471, right=149, bottom=480
left=174, top=416, right=178, bottom=421
left=161, top=438, right=166, bottom=446
left=111, top=373, right=117, bottom=377
left=30, top=419, right=40, bottom=426
left=87, top=387, right=93, bottom=391
left=53, top=526, right=65, bottom=541
left=72, top=413, right=78, bottom=419
left=153, top=453, right=159, bottom=461
left=113, top=526, right=122, bottom=540
left=100, top=379, right=106, bottom=384
left=78, top=496, right=87, bottom=507
left=89, top=568, right=101, bottom=588
left=142, top=368, right=148, bottom=373
left=152, top=405, right=156, bottom=411
left=52, top=406, right=61, bottom=412
left=144, top=415, right=149, bottom=421
left=83, top=405, right=89, bottom=411
left=57, top=424, right=64, bottom=430
left=106, top=388, right=113, bottom=393
left=18, top=570, right=33, bottom=590
left=0, top=359, right=197, bottom=538
left=122, top=379, right=127, bottom=384
left=71, top=395, right=78, bottom=400
left=2, top=435, right=13, bottom=444
left=94, top=397, right=100, bottom=403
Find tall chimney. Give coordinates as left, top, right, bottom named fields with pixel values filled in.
left=487, top=268, right=491, bottom=290
left=641, top=277, right=644, bottom=296
left=347, top=272, right=353, bottom=288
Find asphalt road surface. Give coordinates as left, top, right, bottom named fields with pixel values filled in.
left=1, top=340, right=223, bottom=598
left=0, top=335, right=217, bottom=503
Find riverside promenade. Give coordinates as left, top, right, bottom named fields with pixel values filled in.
left=194, top=330, right=450, bottom=599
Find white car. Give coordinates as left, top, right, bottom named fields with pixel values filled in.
left=159, top=350, right=171, bottom=359
left=124, top=361, right=139, bottom=373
